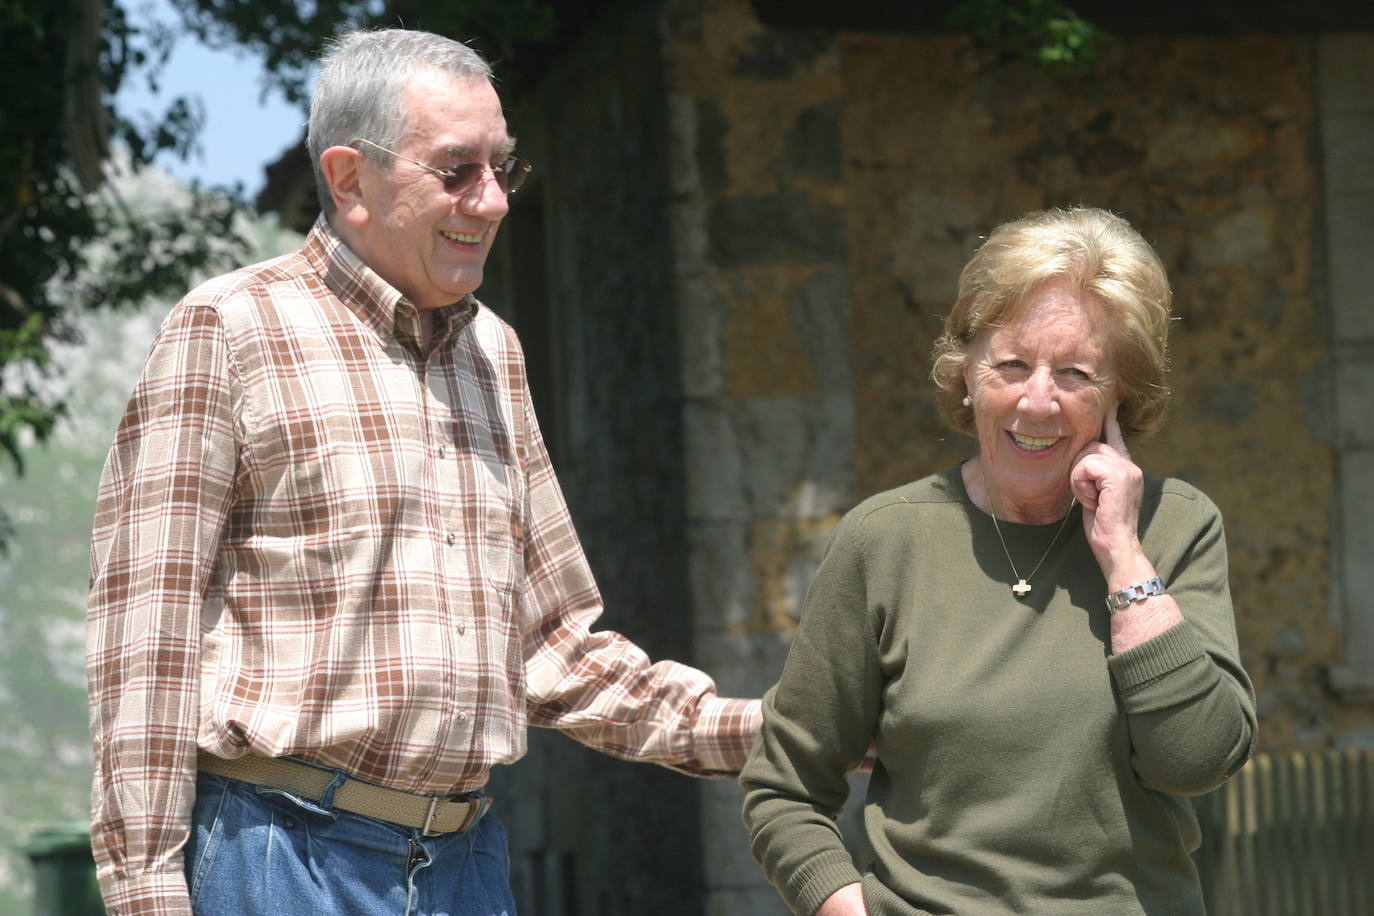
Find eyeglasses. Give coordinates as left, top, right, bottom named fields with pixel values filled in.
left=352, top=138, right=533, bottom=195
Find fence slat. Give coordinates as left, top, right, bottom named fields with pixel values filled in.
left=1193, top=749, right=1374, bottom=916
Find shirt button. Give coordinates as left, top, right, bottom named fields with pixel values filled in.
left=438, top=445, right=447, bottom=459
left=446, top=532, right=456, bottom=546
left=457, top=619, right=466, bottom=635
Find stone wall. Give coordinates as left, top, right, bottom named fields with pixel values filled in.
left=661, top=1, right=857, bottom=911
left=1320, top=35, right=1374, bottom=718
left=837, top=31, right=1351, bottom=748
left=663, top=0, right=1372, bottom=756
left=652, top=0, right=1372, bottom=910
left=497, top=1, right=1374, bottom=911
left=482, top=3, right=707, bottom=912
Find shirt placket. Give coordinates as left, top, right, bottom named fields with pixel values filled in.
left=420, top=322, right=478, bottom=761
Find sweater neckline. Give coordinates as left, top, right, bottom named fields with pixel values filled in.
left=948, top=462, right=1082, bottom=534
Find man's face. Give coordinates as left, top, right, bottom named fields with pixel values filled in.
left=353, top=70, right=512, bottom=311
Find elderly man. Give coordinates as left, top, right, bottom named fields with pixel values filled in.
left=87, top=28, right=760, bottom=916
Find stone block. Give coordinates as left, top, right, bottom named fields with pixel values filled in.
left=1191, top=203, right=1276, bottom=268
left=724, top=270, right=821, bottom=398
left=1319, top=34, right=1374, bottom=115
left=704, top=887, right=790, bottom=916
left=730, top=29, right=834, bottom=81
left=801, top=395, right=857, bottom=515
left=678, top=272, right=729, bottom=399
left=1336, top=449, right=1374, bottom=666
left=708, top=193, right=846, bottom=267
left=685, top=401, right=747, bottom=521
left=1333, top=724, right=1374, bottom=750
left=700, top=780, right=768, bottom=887
left=741, top=513, right=844, bottom=638
left=1321, top=113, right=1374, bottom=195
left=690, top=628, right=791, bottom=697
left=1334, top=342, right=1374, bottom=450
left=731, top=395, right=856, bottom=517
left=1325, top=194, right=1374, bottom=342
left=791, top=268, right=854, bottom=394
left=778, top=100, right=843, bottom=186
left=735, top=397, right=810, bottom=515
left=687, top=520, right=754, bottom=631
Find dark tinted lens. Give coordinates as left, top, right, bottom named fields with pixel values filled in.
left=438, top=160, right=531, bottom=194
left=439, top=162, right=485, bottom=193
left=501, top=159, right=531, bottom=194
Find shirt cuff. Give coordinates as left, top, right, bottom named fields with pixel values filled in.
left=100, top=869, right=193, bottom=916
left=688, top=696, right=763, bottom=776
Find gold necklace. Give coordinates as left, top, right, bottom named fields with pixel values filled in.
left=979, top=467, right=1076, bottom=598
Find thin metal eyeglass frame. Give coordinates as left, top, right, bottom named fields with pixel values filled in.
left=351, top=138, right=532, bottom=195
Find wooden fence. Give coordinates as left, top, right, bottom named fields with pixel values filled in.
left=1193, top=749, right=1374, bottom=916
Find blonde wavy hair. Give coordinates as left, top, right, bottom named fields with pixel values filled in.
left=930, top=207, right=1173, bottom=443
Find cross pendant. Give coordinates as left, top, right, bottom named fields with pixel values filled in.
left=1012, top=579, right=1032, bottom=598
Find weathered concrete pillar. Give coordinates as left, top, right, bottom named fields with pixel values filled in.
left=662, top=1, right=855, bottom=911
left=1319, top=34, right=1374, bottom=715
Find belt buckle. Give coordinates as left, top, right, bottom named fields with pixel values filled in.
left=421, top=796, right=443, bottom=837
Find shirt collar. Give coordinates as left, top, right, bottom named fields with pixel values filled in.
left=303, top=216, right=478, bottom=345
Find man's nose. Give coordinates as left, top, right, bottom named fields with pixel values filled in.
left=461, top=170, right=510, bottom=218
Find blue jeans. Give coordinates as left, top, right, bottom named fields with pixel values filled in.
left=186, top=770, right=516, bottom=916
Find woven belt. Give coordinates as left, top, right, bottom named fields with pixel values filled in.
left=198, top=753, right=491, bottom=837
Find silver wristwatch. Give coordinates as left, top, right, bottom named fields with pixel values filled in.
left=1105, top=576, right=1166, bottom=612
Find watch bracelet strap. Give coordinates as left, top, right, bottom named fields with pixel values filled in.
left=1105, top=575, right=1166, bottom=612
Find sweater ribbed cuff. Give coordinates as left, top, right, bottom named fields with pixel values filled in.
left=1108, top=621, right=1206, bottom=695
left=785, top=847, right=863, bottom=916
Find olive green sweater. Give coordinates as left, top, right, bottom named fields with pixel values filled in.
left=741, top=466, right=1257, bottom=916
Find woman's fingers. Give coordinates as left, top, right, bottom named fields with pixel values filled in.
left=1103, top=402, right=1130, bottom=458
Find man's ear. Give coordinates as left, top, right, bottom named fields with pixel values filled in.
left=319, top=145, right=370, bottom=228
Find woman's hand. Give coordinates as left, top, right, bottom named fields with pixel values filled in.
left=1069, top=404, right=1145, bottom=581
left=1070, top=403, right=1183, bottom=652
left=816, top=883, right=868, bottom=916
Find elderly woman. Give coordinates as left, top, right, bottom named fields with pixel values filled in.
left=741, top=207, right=1257, bottom=916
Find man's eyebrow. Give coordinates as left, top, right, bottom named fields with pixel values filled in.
left=438, top=137, right=518, bottom=159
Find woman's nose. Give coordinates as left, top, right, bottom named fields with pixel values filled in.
left=1018, top=369, right=1059, bottom=415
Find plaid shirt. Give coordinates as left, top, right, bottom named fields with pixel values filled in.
left=87, top=218, right=759, bottom=915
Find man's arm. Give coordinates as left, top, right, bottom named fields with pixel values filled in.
left=87, top=301, right=239, bottom=915
left=510, top=360, right=759, bottom=776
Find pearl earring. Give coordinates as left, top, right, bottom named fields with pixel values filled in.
left=962, top=395, right=973, bottom=408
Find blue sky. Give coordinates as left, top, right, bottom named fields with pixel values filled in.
left=115, top=0, right=310, bottom=196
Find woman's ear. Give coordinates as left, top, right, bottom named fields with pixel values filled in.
left=319, top=145, right=370, bottom=228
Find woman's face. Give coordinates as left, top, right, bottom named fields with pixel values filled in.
left=962, top=278, right=1117, bottom=513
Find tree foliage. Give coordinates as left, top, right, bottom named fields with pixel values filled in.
left=1, top=0, right=245, bottom=478
left=949, top=0, right=1105, bottom=71
left=176, top=0, right=557, bottom=104
left=0, top=0, right=560, bottom=490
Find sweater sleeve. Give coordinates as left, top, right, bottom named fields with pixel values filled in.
left=1107, top=487, right=1257, bottom=796
left=740, top=510, right=882, bottom=915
